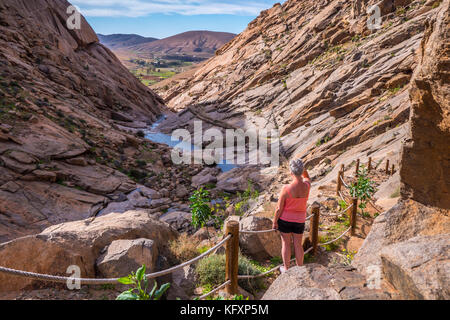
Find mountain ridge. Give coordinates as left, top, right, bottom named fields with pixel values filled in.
left=97, top=33, right=159, bottom=49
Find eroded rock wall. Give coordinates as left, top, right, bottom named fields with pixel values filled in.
left=354, top=0, right=450, bottom=300
left=401, top=0, right=450, bottom=209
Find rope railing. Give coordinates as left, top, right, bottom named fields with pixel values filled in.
left=237, top=247, right=314, bottom=280
left=338, top=190, right=348, bottom=202
left=239, top=213, right=314, bottom=235
left=240, top=229, right=276, bottom=234
left=0, top=234, right=232, bottom=286
left=321, top=204, right=353, bottom=218
left=340, top=175, right=350, bottom=189
left=199, top=280, right=231, bottom=300
left=318, top=226, right=352, bottom=246
left=368, top=199, right=383, bottom=214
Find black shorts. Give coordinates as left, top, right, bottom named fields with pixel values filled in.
left=277, top=219, right=305, bottom=235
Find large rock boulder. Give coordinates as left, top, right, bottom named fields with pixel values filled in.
left=239, top=216, right=281, bottom=260
left=353, top=200, right=450, bottom=277
left=380, top=234, right=450, bottom=300
left=159, top=211, right=192, bottom=232
left=262, top=265, right=341, bottom=300
left=262, top=264, right=392, bottom=300
left=0, top=210, right=177, bottom=292
left=171, top=265, right=197, bottom=296
left=191, top=168, right=219, bottom=188
left=96, top=239, right=158, bottom=278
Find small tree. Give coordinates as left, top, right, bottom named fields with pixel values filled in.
left=116, top=265, right=170, bottom=300
left=349, top=166, right=375, bottom=216
left=190, top=188, right=214, bottom=237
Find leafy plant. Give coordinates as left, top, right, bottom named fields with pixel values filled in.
left=136, top=130, right=145, bottom=138
left=234, top=182, right=260, bottom=216
left=189, top=188, right=213, bottom=230
left=303, top=252, right=315, bottom=263
left=349, top=166, right=376, bottom=216
left=117, top=265, right=170, bottom=300
left=340, top=249, right=357, bottom=266
left=316, top=135, right=331, bottom=147
left=338, top=200, right=348, bottom=211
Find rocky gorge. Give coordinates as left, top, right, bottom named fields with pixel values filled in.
left=0, top=0, right=448, bottom=300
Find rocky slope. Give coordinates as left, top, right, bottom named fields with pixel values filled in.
left=154, top=0, right=445, bottom=203
left=0, top=0, right=201, bottom=243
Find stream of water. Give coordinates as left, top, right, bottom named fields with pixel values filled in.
left=144, top=116, right=238, bottom=173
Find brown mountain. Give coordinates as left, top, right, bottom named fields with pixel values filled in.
left=128, top=30, right=236, bottom=59
left=97, top=33, right=159, bottom=49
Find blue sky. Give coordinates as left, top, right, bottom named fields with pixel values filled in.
left=71, top=0, right=280, bottom=38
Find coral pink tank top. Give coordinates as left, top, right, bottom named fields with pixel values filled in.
left=280, top=181, right=310, bottom=223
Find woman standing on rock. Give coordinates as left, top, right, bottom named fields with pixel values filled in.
left=272, top=158, right=311, bottom=273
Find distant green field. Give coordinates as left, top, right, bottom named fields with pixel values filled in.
left=127, top=57, right=198, bottom=87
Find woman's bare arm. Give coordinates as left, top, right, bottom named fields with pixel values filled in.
left=302, top=169, right=311, bottom=183
left=273, top=187, right=287, bottom=229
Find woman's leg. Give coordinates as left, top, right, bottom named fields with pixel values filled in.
left=280, top=232, right=292, bottom=270
left=293, top=233, right=304, bottom=267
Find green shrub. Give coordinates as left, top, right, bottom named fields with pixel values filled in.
left=190, top=188, right=213, bottom=229
left=117, top=265, right=170, bottom=300
left=128, top=169, right=147, bottom=181
left=196, top=254, right=262, bottom=293
left=234, top=182, right=260, bottom=216
left=136, top=130, right=145, bottom=138
left=350, top=166, right=376, bottom=216
left=338, top=200, right=348, bottom=211
left=135, top=159, right=147, bottom=168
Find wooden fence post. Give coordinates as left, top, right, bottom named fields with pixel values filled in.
left=355, top=159, right=360, bottom=176
left=391, top=164, right=395, bottom=175
left=336, top=170, right=343, bottom=196
left=350, top=198, right=358, bottom=236
left=368, top=157, right=372, bottom=172
left=385, top=159, right=390, bottom=175
left=311, top=204, right=320, bottom=255
left=341, top=164, right=345, bottom=172
left=225, top=220, right=239, bottom=296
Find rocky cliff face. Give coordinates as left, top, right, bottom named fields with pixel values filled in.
left=401, top=0, right=450, bottom=209
left=353, top=0, right=449, bottom=300
left=156, top=0, right=442, bottom=202
left=0, top=0, right=179, bottom=242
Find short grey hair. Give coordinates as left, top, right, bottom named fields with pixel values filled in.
left=290, top=158, right=305, bottom=176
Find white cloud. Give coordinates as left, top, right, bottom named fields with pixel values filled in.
left=71, top=0, right=273, bottom=17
